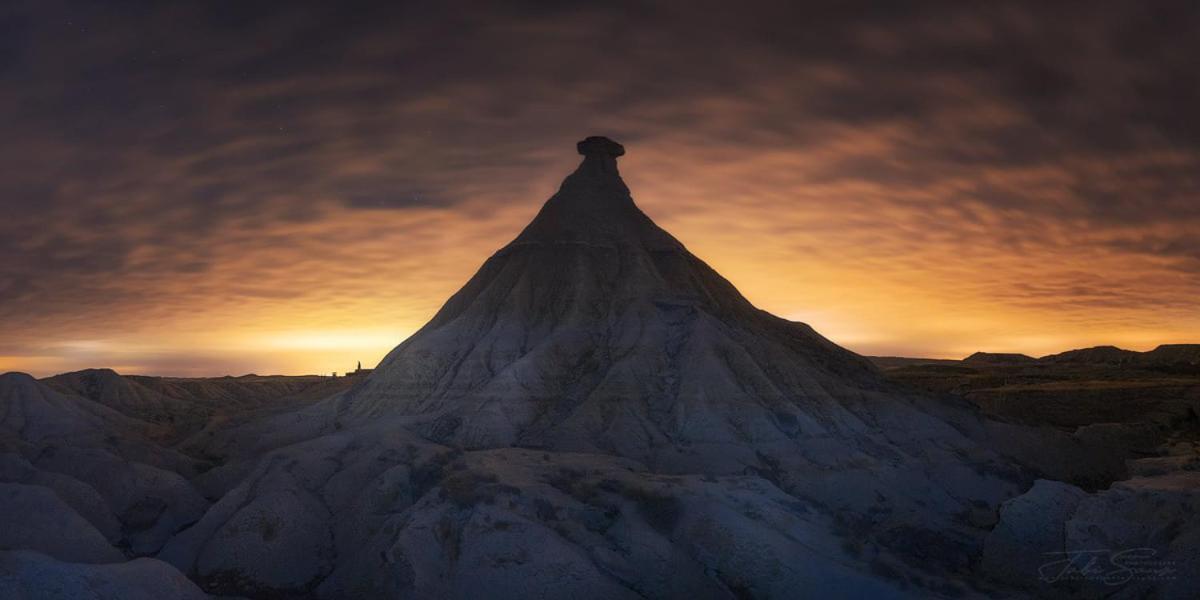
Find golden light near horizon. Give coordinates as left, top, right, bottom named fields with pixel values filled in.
left=6, top=170, right=1197, bottom=380
left=252, top=329, right=405, bottom=374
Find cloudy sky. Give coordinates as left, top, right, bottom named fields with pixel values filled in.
left=2, top=0, right=1198, bottom=376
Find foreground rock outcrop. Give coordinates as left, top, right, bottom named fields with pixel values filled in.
left=984, top=470, right=1199, bottom=598
left=0, top=550, right=206, bottom=600
left=0, top=373, right=208, bottom=557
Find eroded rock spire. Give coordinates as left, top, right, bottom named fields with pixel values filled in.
left=575, top=135, right=624, bottom=175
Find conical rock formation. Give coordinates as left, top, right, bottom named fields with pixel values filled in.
left=149, top=138, right=1167, bottom=598
left=316, top=138, right=1039, bottom=578
left=339, top=138, right=902, bottom=468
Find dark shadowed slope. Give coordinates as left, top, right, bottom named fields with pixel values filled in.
left=335, top=137, right=935, bottom=469
left=0, top=373, right=208, bottom=558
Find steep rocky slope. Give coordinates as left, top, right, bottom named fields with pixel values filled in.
left=158, top=138, right=1061, bottom=597
left=337, top=136, right=883, bottom=458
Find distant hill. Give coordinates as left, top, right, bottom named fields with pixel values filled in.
left=867, top=356, right=962, bottom=369
left=42, top=369, right=352, bottom=441
left=963, top=352, right=1037, bottom=365
left=1143, top=344, right=1200, bottom=366
left=1039, top=345, right=1141, bottom=365
left=1039, top=344, right=1200, bottom=367
left=865, top=345, right=1200, bottom=371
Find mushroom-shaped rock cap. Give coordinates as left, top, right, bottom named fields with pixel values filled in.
left=577, top=136, right=625, bottom=158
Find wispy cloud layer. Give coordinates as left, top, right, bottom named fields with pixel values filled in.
left=2, top=1, right=1198, bottom=375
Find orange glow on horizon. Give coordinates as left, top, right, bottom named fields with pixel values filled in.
left=3, top=2, right=1198, bottom=380
left=5, top=144, right=1198, bottom=379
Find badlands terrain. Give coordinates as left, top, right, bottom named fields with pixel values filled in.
left=2, top=138, right=1198, bottom=598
